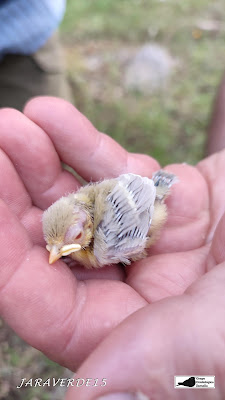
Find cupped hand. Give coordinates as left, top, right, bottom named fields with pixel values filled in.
left=0, top=98, right=224, bottom=390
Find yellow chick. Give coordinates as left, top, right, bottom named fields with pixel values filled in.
left=42, top=170, right=177, bottom=268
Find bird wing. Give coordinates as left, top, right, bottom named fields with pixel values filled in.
left=152, top=169, right=178, bottom=201
left=93, top=173, right=156, bottom=266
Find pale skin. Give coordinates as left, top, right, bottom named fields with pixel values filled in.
left=0, top=97, right=224, bottom=400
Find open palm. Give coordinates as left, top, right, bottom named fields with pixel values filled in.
left=0, top=97, right=224, bottom=375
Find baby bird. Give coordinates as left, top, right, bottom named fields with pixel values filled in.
left=43, top=170, right=177, bottom=268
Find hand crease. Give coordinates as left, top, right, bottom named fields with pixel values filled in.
left=59, top=280, right=88, bottom=358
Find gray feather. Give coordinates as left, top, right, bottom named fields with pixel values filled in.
left=94, top=173, right=156, bottom=265
left=152, top=170, right=178, bottom=201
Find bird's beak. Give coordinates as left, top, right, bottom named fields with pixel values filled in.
left=48, top=245, right=62, bottom=264
left=47, top=244, right=82, bottom=265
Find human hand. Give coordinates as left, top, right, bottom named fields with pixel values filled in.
left=0, top=97, right=224, bottom=398
left=66, top=208, right=225, bottom=400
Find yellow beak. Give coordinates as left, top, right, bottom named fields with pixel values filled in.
left=49, top=246, right=61, bottom=264
left=48, top=244, right=82, bottom=265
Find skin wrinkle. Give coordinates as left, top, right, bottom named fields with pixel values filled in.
left=39, top=169, right=67, bottom=200
left=165, top=168, right=210, bottom=247
left=127, top=245, right=209, bottom=304
left=24, top=158, right=61, bottom=200
left=61, top=99, right=95, bottom=139
left=20, top=206, right=44, bottom=246
left=0, top=245, right=31, bottom=297
left=0, top=108, right=64, bottom=198
left=18, top=201, right=35, bottom=223
left=86, top=130, right=102, bottom=168
left=0, top=148, right=32, bottom=217
left=208, top=214, right=225, bottom=268
left=58, top=280, right=88, bottom=366
left=127, top=282, right=156, bottom=305
left=167, top=209, right=208, bottom=223
left=197, top=152, right=225, bottom=243
left=197, top=164, right=213, bottom=243
left=145, top=271, right=178, bottom=298
left=160, top=211, right=209, bottom=246
left=58, top=280, right=147, bottom=370
left=206, top=251, right=216, bottom=271
left=85, top=132, right=129, bottom=181
left=175, top=247, right=208, bottom=281
left=175, top=212, right=208, bottom=234
left=0, top=142, right=63, bottom=245
left=36, top=170, right=81, bottom=210
left=156, top=267, right=192, bottom=290
left=150, top=217, right=209, bottom=256
left=126, top=267, right=171, bottom=303
left=28, top=161, right=61, bottom=198
left=111, top=135, right=129, bottom=175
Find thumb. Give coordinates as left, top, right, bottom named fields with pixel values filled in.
left=65, top=256, right=225, bottom=400
left=64, top=214, right=225, bottom=400
left=64, top=216, right=225, bottom=400
left=65, top=298, right=181, bottom=400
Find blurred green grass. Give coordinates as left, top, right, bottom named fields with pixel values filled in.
left=61, top=0, right=225, bottom=166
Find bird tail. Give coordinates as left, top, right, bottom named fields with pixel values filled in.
left=152, top=170, right=177, bottom=202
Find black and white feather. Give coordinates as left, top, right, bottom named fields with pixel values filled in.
left=152, top=170, right=178, bottom=201
left=93, top=173, right=156, bottom=266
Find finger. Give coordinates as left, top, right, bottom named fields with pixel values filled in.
left=69, top=262, right=125, bottom=282
left=126, top=246, right=208, bottom=303
left=0, top=201, right=146, bottom=370
left=148, top=163, right=210, bottom=254
left=66, top=264, right=225, bottom=400
left=21, top=206, right=45, bottom=246
left=197, top=150, right=225, bottom=241
left=0, top=147, right=44, bottom=245
left=24, top=97, right=160, bottom=181
left=207, top=211, right=225, bottom=271
left=0, top=108, right=79, bottom=209
left=0, top=147, right=31, bottom=217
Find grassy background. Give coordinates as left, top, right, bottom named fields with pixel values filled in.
left=1, top=1, right=225, bottom=399
left=61, top=0, right=225, bottom=166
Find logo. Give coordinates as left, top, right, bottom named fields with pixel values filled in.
left=174, top=376, right=215, bottom=389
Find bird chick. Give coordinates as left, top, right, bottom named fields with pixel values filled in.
left=42, top=170, right=177, bottom=268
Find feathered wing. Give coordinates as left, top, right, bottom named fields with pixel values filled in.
left=152, top=169, right=178, bottom=201
left=93, top=174, right=156, bottom=266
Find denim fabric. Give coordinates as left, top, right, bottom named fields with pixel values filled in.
left=0, top=0, right=66, bottom=56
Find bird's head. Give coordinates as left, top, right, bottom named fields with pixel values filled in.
left=42, top=194, right=93, bottom=264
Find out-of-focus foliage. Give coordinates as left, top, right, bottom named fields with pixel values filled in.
left=61, top=0, right=225, bottom=165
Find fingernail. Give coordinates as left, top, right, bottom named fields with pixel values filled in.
left=97, top=392, right=149, bottom=400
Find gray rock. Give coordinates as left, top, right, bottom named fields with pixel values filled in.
left=124, top=43, right=175, bottom=94
left=195, top=19, right=222, bottom=32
